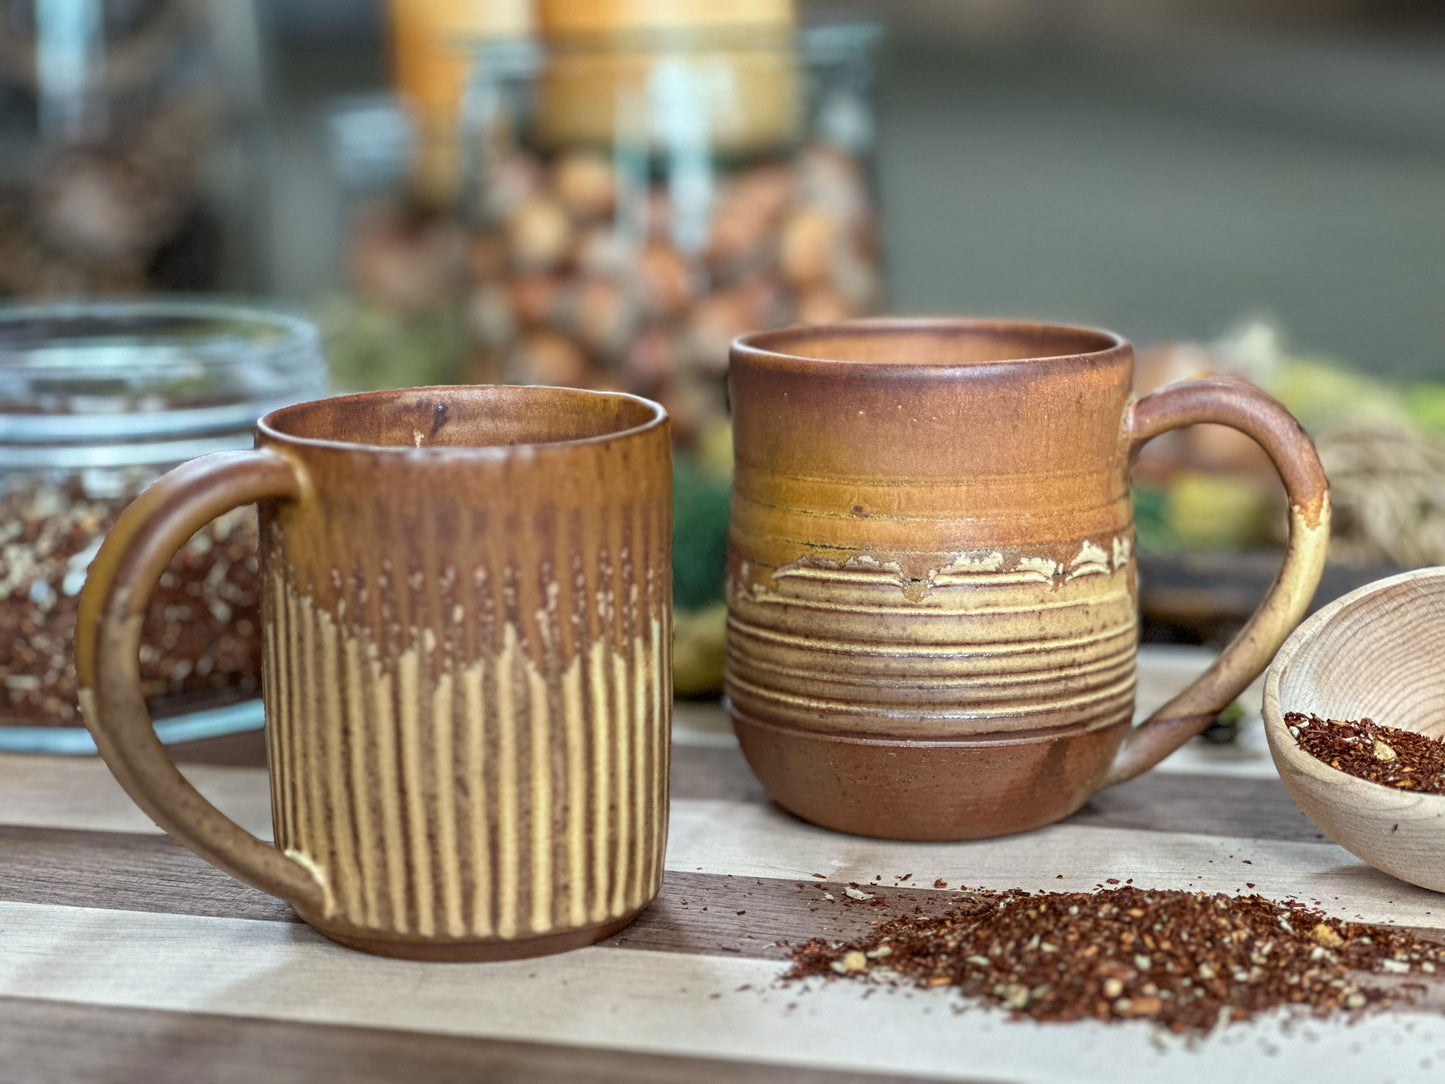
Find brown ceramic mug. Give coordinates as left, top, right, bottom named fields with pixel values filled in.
left=726, top=319, right=1329, bottom=840
left=77, top=385, right=673, bottom=959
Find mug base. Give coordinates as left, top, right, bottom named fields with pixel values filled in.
left=729, top=703, right=1129, bottom=841
left=303, top=905, right=647, bottom=961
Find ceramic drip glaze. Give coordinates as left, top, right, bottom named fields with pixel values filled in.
left=254, top=388, right=672, bottom=955
left=77, top=385, right=673, bottom=960
left=725, top=319, right=1330, bottom=841
left=729, top=537, right=1136, bottom=734
left=263, top=588, right=668, bottom=945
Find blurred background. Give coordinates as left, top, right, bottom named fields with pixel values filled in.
left=1, top=0, right=1442, bottom=730
left=257, top=0, right=1445, bottom=374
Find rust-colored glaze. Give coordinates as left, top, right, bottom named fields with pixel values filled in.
left=77, top=385, right=673, bottom=959
left=726, top=318, right=1330, bottom=840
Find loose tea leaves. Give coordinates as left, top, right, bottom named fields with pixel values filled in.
left=787, top=886, right=1445, bottom=1033
left=0, top=478, right=262, bottom=725
left=1285, top=712, right=1445, bottom=794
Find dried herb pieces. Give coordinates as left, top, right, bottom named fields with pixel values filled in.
left=787, top=886, right=1445, bottom=1033
left=0, top=478, right=262, bottom=725
left=1285, top=712, right=1445, bottom=794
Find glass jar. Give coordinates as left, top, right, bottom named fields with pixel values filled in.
left=0, top=1, right=271, bottom=298
left=0, top=300, right=326, bottom=751
left=319, top=94, right=476, bottom=394
left=458, top=22, right=884, bottom=450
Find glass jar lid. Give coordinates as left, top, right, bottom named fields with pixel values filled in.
left=0, top=300, right=327, bottom=470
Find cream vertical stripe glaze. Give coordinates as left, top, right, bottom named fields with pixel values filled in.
left=264, top=595, right=669, bottom=943
left=77, top=386, right=673, bottom=961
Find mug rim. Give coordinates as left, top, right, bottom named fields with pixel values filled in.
left=731, top=317, right=1130, bottom=373
left=257, top=384, right=668, bottom=454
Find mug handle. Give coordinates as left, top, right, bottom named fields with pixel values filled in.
left=1103, top=376, right=1331, bottom=786
left=75, top=449, right=331, bottom=917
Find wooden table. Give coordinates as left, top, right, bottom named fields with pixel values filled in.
left=3, top=646, right=1444, bottom=1083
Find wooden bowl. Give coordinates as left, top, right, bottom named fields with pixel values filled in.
left=1263, top=566, right=1445, bottom=893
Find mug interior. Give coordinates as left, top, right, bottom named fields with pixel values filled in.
left=260, top=385, right=665, bottom=451
left=735, top=318, right=1124, bottom=368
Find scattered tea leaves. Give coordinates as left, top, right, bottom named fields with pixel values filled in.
left=786, top=885, right=1445, bottom=1033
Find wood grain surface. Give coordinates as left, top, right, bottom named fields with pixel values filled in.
left=0, top=996, right=937, bottom=1084
left=6, top=647, right=1445, bottom=1084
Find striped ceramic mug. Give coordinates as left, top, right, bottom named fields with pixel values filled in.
left=726, top=319, right=1329, bottom=842
left=77, top=386, right=672, bottom=960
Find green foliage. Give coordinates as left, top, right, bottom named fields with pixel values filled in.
left=1269, top=359, right=1408, bottom=433
left=1406, top=383, right=1445, bottom=437
left=673, top=453, right=731, bottom=611
left=1197, top=699, right=1246, bottom=745
left=1132, top=484, right=1175, bottom=554
left=317, top=296, right=466, bottom=392
left=1164, top=472, right=1273, bottom=550
left=1135, top=474, right=1272, bottom=553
